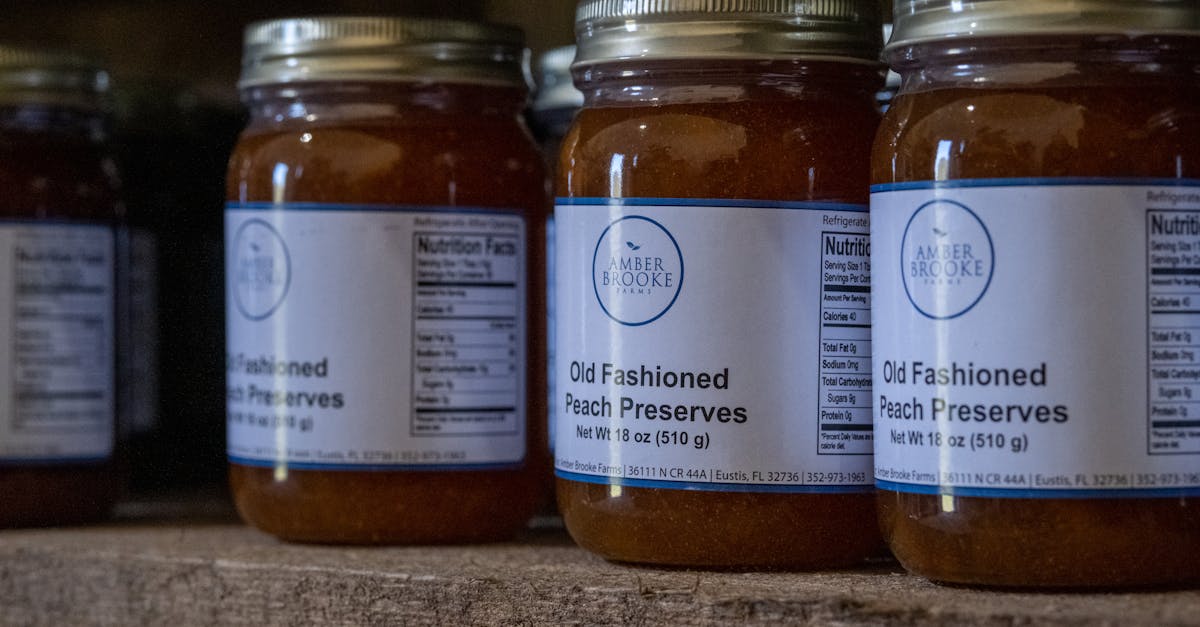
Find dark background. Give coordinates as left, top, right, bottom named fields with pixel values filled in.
left=3, top=1, right=579, bottom=106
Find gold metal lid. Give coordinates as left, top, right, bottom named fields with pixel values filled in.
left=0, top=46, right=108, bottom=108
left=574, top=0, right=883, bottom=67
left=888, top=0, right=1200, bottom=53
left=240, top=16, right=527, bottom=89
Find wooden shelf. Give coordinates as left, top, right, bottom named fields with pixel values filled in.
left=0, top=499, right=1196, bottom=625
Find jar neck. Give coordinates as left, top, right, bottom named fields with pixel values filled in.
left=574, top=59, right=883, bottom=107
left=241, top=81, right=529, bottom=127
left=890, top=35, right=1200, bottom=93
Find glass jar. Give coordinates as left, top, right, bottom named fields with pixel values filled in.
left=112, top=80, right=241, bottom=494
left=531, top=44, right=584, bottom=516
left=555, top=1, right=884, bottom=568
left=0, top=47, right=122, bottom=527
left=872, top=0, right=1200, bottom=587
left=877, top=25, right=902, bottom=111
left=532, top=45, right=583, bottom=173
left=227, top=17, right=548, bottom=544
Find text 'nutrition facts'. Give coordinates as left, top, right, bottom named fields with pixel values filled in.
left=411, top=231, right=522, bottom=440
left=1148, top=209, right=1200, bottom=455
left=817, top=230, right=873, bottom=456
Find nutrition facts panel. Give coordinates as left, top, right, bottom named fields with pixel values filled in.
left=816, top=230, right=873, bottom=456
left=410, top=231, right=523, bottom=439
left=12, top=228, right=112, bottom=433
left=1147, top=209, right=1200, bottom=455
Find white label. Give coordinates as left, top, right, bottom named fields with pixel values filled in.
left=0, top=222, right=114, bottom=461
left=546, top=214, right=556, bottom=452
left=225, top=204, right=527, bottom=469
left=872, top=181, right=1200, bottom=497
left=554, top=199, right=872, bottom=492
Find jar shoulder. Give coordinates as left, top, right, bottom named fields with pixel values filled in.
left=874, top=84, right=1200, bottom=182
left=560, top=98, right=880, bottom=202
left=228, top=117, right=546, bottom=208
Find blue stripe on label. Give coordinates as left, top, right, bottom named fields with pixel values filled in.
left=876, top=479, right=1200, bottom=499
left=228, top=456, right=523, bottom=472
left=0, top=455, right=110, bottom=465
left=227, top=201, right=525, bottom=217
left=557, top=470, right=872, bottom=494
left=556, top=197, right=869, bottom=212
left=871, top=177, right=1200, bottom=193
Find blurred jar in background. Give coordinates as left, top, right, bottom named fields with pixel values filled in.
left=876, top=24, right=901, bottom=112
left=531, top=45, right=583, bottom=173
left=110, top=80, right=241, bottom=495
left=0, top=46, right=122, bottom=526
left=530, top=44, right=583, bottom=516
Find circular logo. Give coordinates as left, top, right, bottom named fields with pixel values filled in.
left=900, top=199, right=995, bottom=320
left=233, top=219, right=291, bottom=320
left=592, top=215, right=684, bottom=326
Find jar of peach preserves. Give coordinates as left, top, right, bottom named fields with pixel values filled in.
left=555, top=0, right=884, bottom=568
left=226, top=17, right=548, bottom=544
left=0, top=48, right=122, bottom=527
left=872, top=0, right=1200, bottom=587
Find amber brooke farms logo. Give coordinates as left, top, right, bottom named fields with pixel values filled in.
left=592, top=215, right=683, bottom=326
left=233, top=218, right=291, bottom=321
left=901, top=199, right=994, bottom=320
